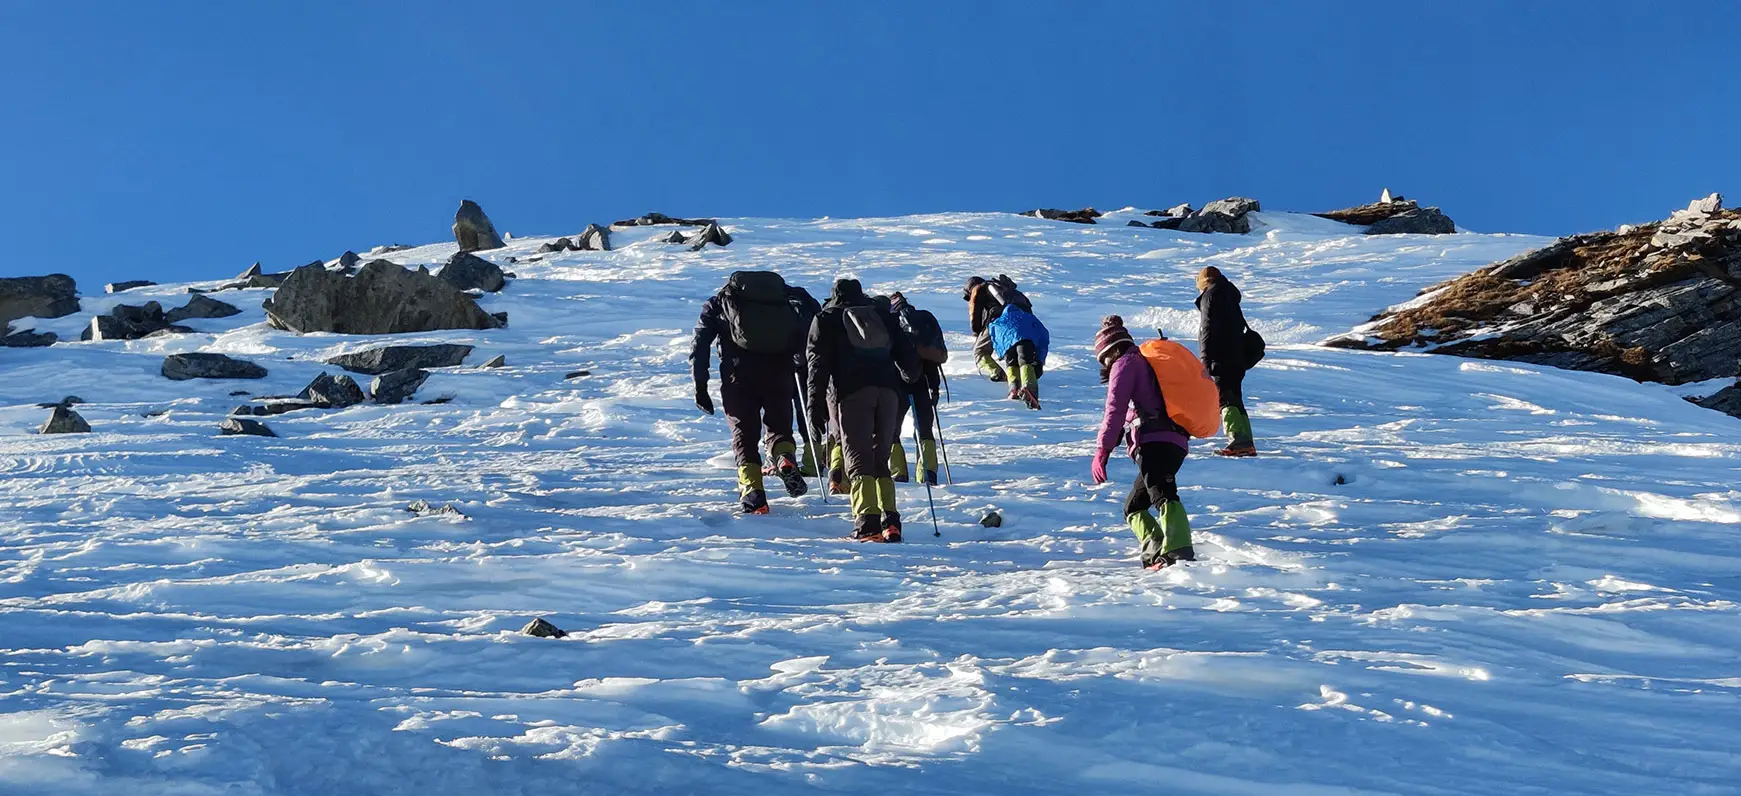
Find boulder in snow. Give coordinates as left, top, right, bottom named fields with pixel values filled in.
left=979, top=509, right=1003, bottom=528
left=520, top=617, right=567, bottom=638
left=1178, top=197, right=1259, bottom=234
left=576, top=223, right=611, bottom=251
left=453, top=199, right=506, bottom=252
left=219, top=417, right=276, bottom=437
left=1314, top=198, right=1423, bottom=227
left=83, top=302, right=193, bottom=341
left=297, top=372, right=367, bottom=408
left=686, top=222, right=733, bottom=251
left=1, top=326, right=56, bottom=347
left=612, top=212, right=714, bottom=228
left=1366, top=207, right=1456, bottom=235
left=482, top=354, right=505, bottom=368
left=1021, top=208, right=1100, bottom=224
left=438, top=252, right=507, bottom=293
left=163, top=295, right=242, bottom=324
left=263, top=260, right=503, bottom=335
left=372, top=368, right=430, bottom=404
left=1145, top=203, right=1195, bottom=218
left=162, top=353, right=268, bottom=381
left=0, top=275, right=79, bottom=329
left=39, top=406, right=91, bottom=434
left=326, top=344, right=473, bottom=375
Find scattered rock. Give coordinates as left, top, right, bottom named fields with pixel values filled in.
left=979, top=509, right=1003, bottom=528
left=1332, top=198, right=1741, bottom=418
left=229, top=390, right=251, bottom=396
left=406, top=498, right=464, bottom=516
left=219, top=417, right=276, bottom=437
left=659, top=230, right=688, bottom=244
left=106, top=280, right=156, bottom=294
left=162, top=353, right=269, bottom=381
left=1145, top=203, right=1195, bottom=218
left=453, top=199, right=506, bottom=252
left=34, top=395, right=84, bottom=409
left=337, top=251, right=362, bottom=271
left=482, top=354, right=506, bottom=368
left=263, top=260, right=503, bottom=335
left=1366, top=207, right=1456, bottom=235
left=164, top=295, right=242, bottom=324
left=1021, top=208, right=1100, bottom=224
left=297, top=372, right=366, bottom=408
left=686, top=222, right=733, bottom=251
left=1127, top=220, right=1152, bottom=228
left=82, top=302, right=194, bottom=341
left=612, top=212, right=715, bottom=227
left=1, top=327, right=56, bottom=347
left=1178, top=197, right=1260, bottom=234
left=537, top=237, right=574, bottom=254
left=576, top=223, right=611, bottom=251
left=1314, top=198, right=1423, bottom=227
left=39, top=406, right=90, bottom=434
left=370, top=244, right=415, bottom=255
left=1149, top=216, right=1188, bottom=231
left=437, top=252, right=507, bottom=293
left=372, top=368, right=430, bottom=404
left=520, top=617, right=567, bottom=638
left=1, top=275, right=80, bottom=329
left=219, top=262, right=291, bottom=290
left=234, top=400, right=323, bottom=417
left=1691, top=382, right=1741, bottom=417
left=565, top=369, right=592, bottom=380
left=491, top=311, right=509, bottom=326
left=326, top=344, right=473, bottom=375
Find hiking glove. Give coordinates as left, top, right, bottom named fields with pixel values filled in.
left=1090, top=452, right=1108, bottom=484
left=695, top=384, right=715, bottom=415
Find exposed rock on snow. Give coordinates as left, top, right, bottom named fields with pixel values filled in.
left=453, top=199, right=506, bottom=252
left=36, top=395, right=84, bottom=408
left=326, top=344, right=473, bottom=375
left=543, top=224, right=611, bottom=253
left=520, top=617, right=567, bottom=638
left=372, top=368, right=430, bottom=404
left=1178, top=197, right=1260, bottom=234
left=686, top=222, right=734, bottom=251
left=161, top=352, right=268, bottom=381
left=297, top=372, right=367, bottom=408
left=1691, top=381, right=1741, bottom=416
left=219, top=262, right=292, bottom=290
left=482, top=354, right=506, bottom=368
left=0, top=274, right=79, bottom=329
left=163, top=294, right=242, bottom=324
left=1315, top=198, right=1426, bottom=226
left=659, top=230, right=687, bottom=244
left=537, top=238, right=574, bottom=254
left=1, top=326, right=56, bottom=347
left=233, top=399, right=323, bottom=417
left=336, top=250, right=362, bottom=271
left=979, top=509, right=1003, bottom=528
left=1145, top=203, right=1195, bottom=218
left=407, top=499, right=464, bottom=517
left=438, top=252, right=507, bottom=293
left=264, top=260, right=503, bottom=335
left=39, top=406, right=91, bottom=434
left=219, top=417, right=276, bottom=437
left=1333, top=199, right=1741, bottom=417
left=1366, top=206, right=1457, bottom=235
left=83, top=302, right=193, bottom=341
left=1021, top=207, right=1101, bottom=224
left=106, top=280, right=156, bottom=293
left=612, top=212, right=715, bottom=228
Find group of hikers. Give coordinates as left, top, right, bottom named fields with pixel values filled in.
left=689, top=264, right=1263, bottom=566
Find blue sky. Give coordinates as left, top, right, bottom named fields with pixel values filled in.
left=2, top=2, right=1737, bottom=287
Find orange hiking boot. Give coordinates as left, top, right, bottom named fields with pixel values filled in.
left=1215, top=442, right=1257, bottom=458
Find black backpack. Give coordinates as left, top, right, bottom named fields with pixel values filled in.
left=897, top=306, right=948, bottom=364
left=1243, top=327, right=1266, bottom=368
left=840, top=304, right=892, bottom=363
left=720, top=271, right=800, bottom=355
left=988, top=274, right=1033, bottom=312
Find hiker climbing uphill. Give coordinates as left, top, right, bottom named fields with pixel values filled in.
left=786, top=283, right=825, bottom=478
left=1090, top=316, right=1201, bottom=570
left=1196, top=266, right=1264, bottom=456
left=806, top=278, right=923, bottom=542
left=691, top=270, right=811, bottom=514
left=986, top=277, right=1048, bottom=410
left=886, top=292, right=947, bottom=486
left=963, top=276, right=1006, bottom=382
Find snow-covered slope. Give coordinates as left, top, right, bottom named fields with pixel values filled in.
left=3, top=210, right=1739, bottom=795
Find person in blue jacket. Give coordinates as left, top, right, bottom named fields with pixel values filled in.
left=988, top=301, right=1050, bottom=410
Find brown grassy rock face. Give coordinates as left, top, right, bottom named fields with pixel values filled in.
left=1332, top=207, right=1741, bottom=390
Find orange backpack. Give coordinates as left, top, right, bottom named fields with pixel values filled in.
left=1139, top=339, right=1222, bottom=438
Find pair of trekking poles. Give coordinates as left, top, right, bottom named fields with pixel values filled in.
left=792, top=373, right=952, bottom=537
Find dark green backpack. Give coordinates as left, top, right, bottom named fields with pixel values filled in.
left=720, top=271, right=799, bottom=355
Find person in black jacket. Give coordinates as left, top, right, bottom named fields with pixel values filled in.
left=786, top=284, right=825, bottom=478
left=807, top=278, right=923, bottom=542
left=691, top=273, right=810, bottom=514
left=1195, top=266, right=1258, bottom=457
left=962, top=277, right=1007, bottom=382
left=884, top=292, right=945, bottom=485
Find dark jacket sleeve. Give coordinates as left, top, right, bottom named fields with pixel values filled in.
left=804, top=310, right=834, bottom=432
left=690, top=294, right=724, bottom=387
left=1197, top=283, right=1247, bottom=368
left=887, top=308, right=922, bottom=386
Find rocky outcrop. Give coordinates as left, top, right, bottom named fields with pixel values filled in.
left=162, top=353, right=268, bottom=381
left=438, top=252, right=507, bottom=293
left=297, top=372, right=367, bottom=408
left=220, top=417, right=276, bottom=437
left=1315, top=198, right=1422, bottom=226
left=164, top=295, right=241, bottom=324
left=39, top=406, right=91, bottom=434
left=106, top=280, right=156, bottom=294
left=1, top=275, right=79, bottom=329
left=218, top=263, right=292, bottom=290
left=325, top=344, right=472, bottom=375
left=1177, top=197, right=1260, bottom=234
left=1367, top=207, right=1456, bottom=235
left=372, top=368, right=430, bottom=404
left=658, top=230, right=687, bottom=244
left=520, top=617, right=567, bottom=638
left=453, top=200, right=506, bottom=252
left=264, top=260, right=502, bottom=335
left=1692, top=382, right=1741, bottom=416
left=1331, top=195, right=1741, bottom=417
left=1146, top=203, right=1195, bottom=218
left=686, top=222, right=733, bottom=251
left=612, top=212, right=714, bottom=227
left=482, top=354, right=505, bottom=368
left=541, top=224, right=612, bottom=253
left=336, top=251, right=361, bottom=271
left=1021, top=208, right=1100, bottom=224
left=2, top=326, right=56, bottom=347
left=82, top=302, right=193, bottom=341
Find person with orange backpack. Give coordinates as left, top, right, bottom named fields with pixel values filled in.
left=1089, top=315, right=1198, bottom=569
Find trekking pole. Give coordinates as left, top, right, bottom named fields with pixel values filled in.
left=913, top=425, right=941, bottom=537
left=792, top=374, right=827, bottom=504
left=933, top=400, right=954, bottom=485
left=941, top=370, right=952, bottom=404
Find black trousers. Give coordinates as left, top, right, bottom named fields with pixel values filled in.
left=722, top=368, right=796, bottom=468
left=1123, top=441, right=1186, bottom=517
left=1003, top=339, right=1041, bottom=375
left=897, top=367, right=940, bottom=441
left=1209, top=360, right=1246, bottom=411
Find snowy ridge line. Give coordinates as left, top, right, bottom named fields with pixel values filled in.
left=2, top=210, right=1740, bottom=795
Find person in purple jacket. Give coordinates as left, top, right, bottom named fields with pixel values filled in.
left=1089, top=315, right=1196, bottom=569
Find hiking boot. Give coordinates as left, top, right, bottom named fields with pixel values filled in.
left=922, top=469, right=939, bottom=487
left=851, top=514, right=883, bottom=542
left=772, top=454, right=808, bottom=497
left=881, top=513, right=903, bottom=544
left=1215, top=442, right=1258, bottom=458
left=1008, top=384, right=1022, bottom=401
left=829, top=468, right=848, bottom=495
left=1144, top=546, right=1197, bottom=570
left=1018, top=385, right=1041, bottom=411
left=740, top=489, right=770, bottom=515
